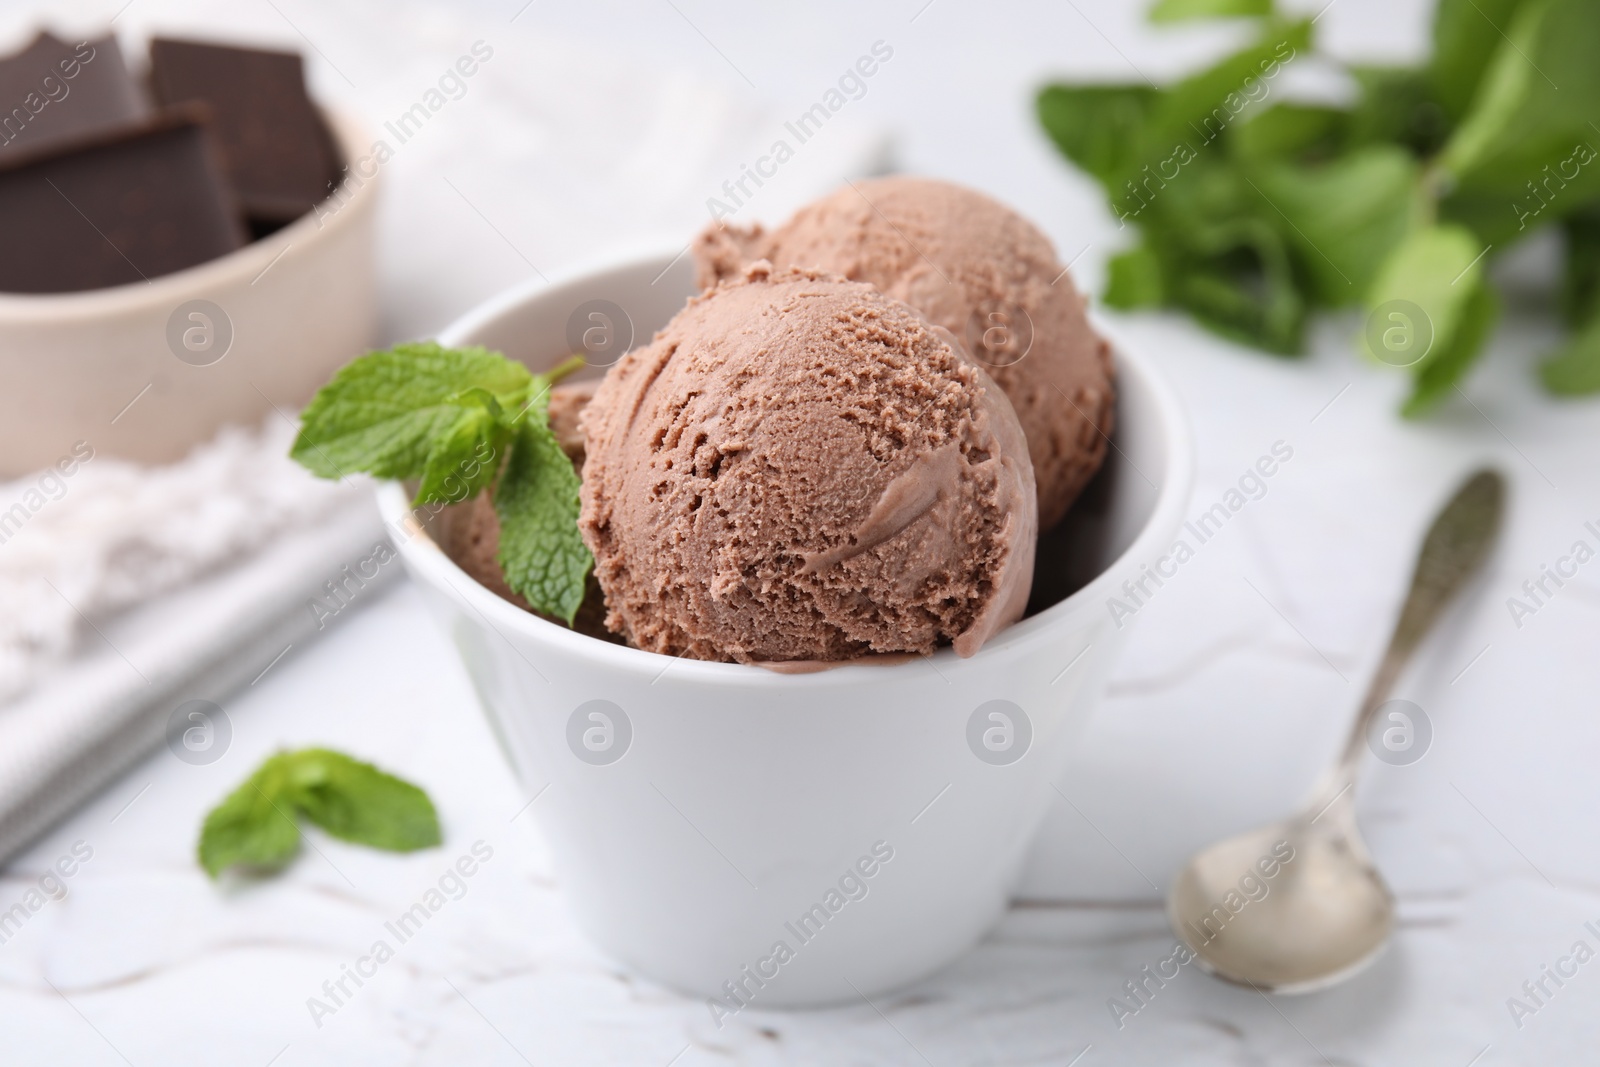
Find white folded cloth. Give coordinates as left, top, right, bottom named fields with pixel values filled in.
left=0, top=422, right=399, bottom=860
left=0, top=421, right=353, bottom=704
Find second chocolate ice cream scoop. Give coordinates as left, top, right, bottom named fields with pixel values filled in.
left=695, top=176, right=1114, bottom=531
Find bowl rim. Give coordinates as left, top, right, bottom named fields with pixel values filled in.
left=379, top=247, right=1195, bottom=687
left=0, top=105, right=376, bottom=319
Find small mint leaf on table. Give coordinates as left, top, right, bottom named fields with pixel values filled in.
left=198, top=749, right=440, bottom=879
left=287, top=749, right=442, bottom=852
left=495, top=418, right=592, bottom=624
left=197, top=753, right=303, bottom=878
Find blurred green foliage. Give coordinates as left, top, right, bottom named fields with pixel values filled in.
left=1038, top=0, right=1600, bottom=413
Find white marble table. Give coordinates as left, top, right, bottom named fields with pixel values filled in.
left=4, top=0, right=1599, bottom=1062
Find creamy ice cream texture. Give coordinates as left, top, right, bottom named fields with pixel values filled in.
left=694, top=176, right=1114, bottom=531
left=577, top=263, right=1037, bottom=664
left=545, top=377, right=597, bottom=467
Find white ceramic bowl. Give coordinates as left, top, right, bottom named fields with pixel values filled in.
left=0, top=107, right=378, bottom=477
left=378, top=250, right=1193, bottom=1009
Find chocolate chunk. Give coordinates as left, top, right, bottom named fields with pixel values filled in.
left=148, top=37, right=341, bottom=223
left=0, top=108, right=244, bottom=293
left=0, top=33, right=149, bottom=157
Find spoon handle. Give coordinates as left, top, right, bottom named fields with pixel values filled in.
left=1324, top=468, right=1506, bottom=798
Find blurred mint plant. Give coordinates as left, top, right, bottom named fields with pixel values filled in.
left=1038, top=0, right=1600, bottom=414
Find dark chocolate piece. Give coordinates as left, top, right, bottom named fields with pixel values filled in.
left=0, top=108, right=244, bottom=293
left=0, top=33, right=148, bottom=158
left=148, top=37, right=341, bottom=223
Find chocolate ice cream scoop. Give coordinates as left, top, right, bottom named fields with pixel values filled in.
left=695, top=176, right=1114, bottom=531
left=578, top=262, right=1037, bottom=664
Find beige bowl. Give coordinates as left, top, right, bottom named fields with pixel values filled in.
left=0, top=107, right=379, bottom=477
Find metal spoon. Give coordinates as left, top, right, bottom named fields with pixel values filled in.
left=1166, top=468, right=1505, bottom=993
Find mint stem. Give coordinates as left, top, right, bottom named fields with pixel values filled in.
left=546, top=354, right=588, bottom=386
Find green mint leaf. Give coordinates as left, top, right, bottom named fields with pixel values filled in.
left=197, top=753, right=302, bottom=878
left=413, top=390, right=509, bottom=507
left=1367, top=223, right=1485, bottom=361
left=1033, top=0, right=1597, bottom=407
left=1104, top=245, right=1166, bottom=307
left=1542, top=192, right=1600, bottom=392
left=1146, top=18, right=1311, bottom=159
left=494, top=419, right=593, bottom=624
left=1440, top=0, right=1600, bottom=207
left=1404, top=282, right=1499, bottom=416
left=1561, top=207, right=1600, bottom=329
left=1429, top=0, right=1537, bottom=122
left=1435, top=190, right=1520, bottom=249
left=288, top=749, right=442, bottom=852
left=1157, top=163, right=1309, bottom=353
left=1540, top=313, right=1600, bottom=394
left=1036, top=85, right=1161, bottom=188
left=1231, top=103, right=1347, bottom=162
left=1151, top=0, right=1273, bottom=22
left=1252, top=146, right=1422, bottom=305
left=1344, top=67, right=1450, bottom=157
left=198, top=748, right=440, bottom=879
left=1038, top=19, right=1307, bottom=195
left=1172, top=231, right=1307, bottom=354
left=1037, top=20, right=1317, bottom=361
left=1112, top=155, right=1310, bottom=353
left=290, top=343, right=533, bottom=484
left=292, top=345, right=595, bottom=615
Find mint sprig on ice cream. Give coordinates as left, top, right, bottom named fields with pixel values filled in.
left=290, top=343, right=591, bottom=623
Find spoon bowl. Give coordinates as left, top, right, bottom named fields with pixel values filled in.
left=1168, top=814, right=1393, bottom=993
